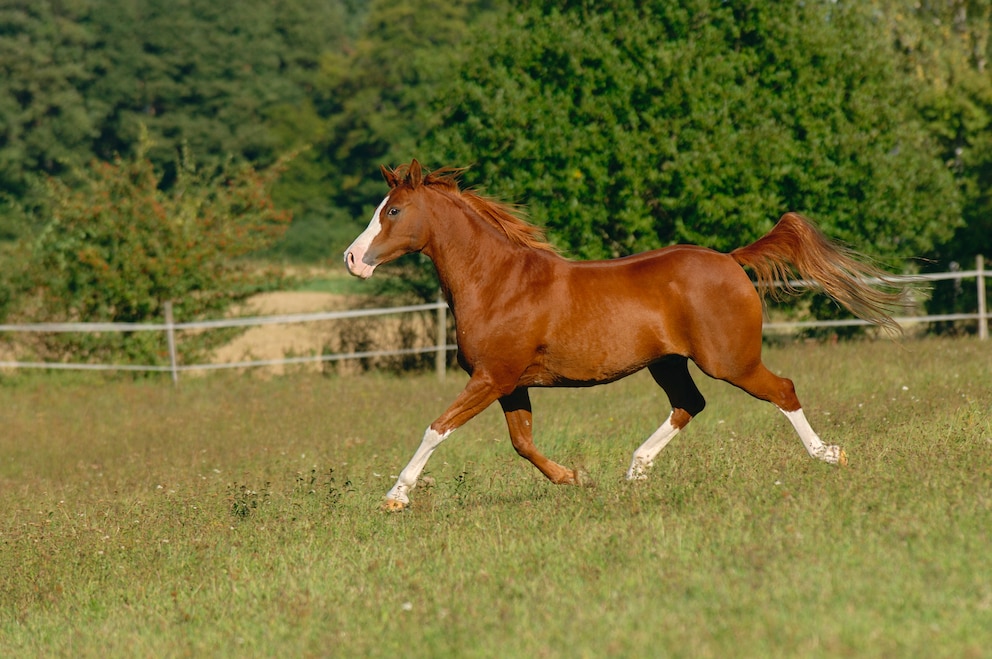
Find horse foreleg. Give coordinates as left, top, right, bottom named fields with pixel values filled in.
left=499, top=388, right=585, bottom=486
left=383, top=426, right=451, bottom=511
left=383, top=374, right=502, bottom=511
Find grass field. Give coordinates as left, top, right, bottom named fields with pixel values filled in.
left=1, top=338, right=990, bottom=657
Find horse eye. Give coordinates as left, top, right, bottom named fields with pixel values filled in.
left=386, top=207, right=400, bottom=217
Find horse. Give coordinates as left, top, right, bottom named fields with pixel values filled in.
left=344, top=160, right=904, bottom=511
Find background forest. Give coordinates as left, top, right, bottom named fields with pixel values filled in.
left=1, top=0, right=990, bottom=332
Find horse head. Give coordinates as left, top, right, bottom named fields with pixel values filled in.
left=344, top=159, right=433, bottom=279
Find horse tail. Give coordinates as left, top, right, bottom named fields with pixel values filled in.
left=730, top=212, right=906, bottom=334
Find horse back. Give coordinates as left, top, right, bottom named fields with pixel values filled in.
left=565, top=245, right=758, bottom=314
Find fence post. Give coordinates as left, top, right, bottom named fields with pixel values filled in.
left=978, top=255, right=988, bottom=340
left=435, top=291, right=447, bottom=381
left=164, top=301, right=179, bottom=385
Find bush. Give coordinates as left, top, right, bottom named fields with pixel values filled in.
left=21, top=135, right=295, bottom=365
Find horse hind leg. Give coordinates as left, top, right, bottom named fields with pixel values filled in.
left=627, top=357, right=706, bottom=480
left=727, top=363, right=847, bottom=466
left=499, top=388, right=588, bottom=486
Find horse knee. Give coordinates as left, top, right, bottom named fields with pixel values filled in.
left=668, top=402, right=702, bottom=431
left=670, top=392, right=705, bottom=422
left=657, top=382, right=703, bottom=419
left=684, top=393, right=706, bottom=418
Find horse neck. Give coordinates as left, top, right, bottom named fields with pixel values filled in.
left=423, top=194, right=535, bottom=305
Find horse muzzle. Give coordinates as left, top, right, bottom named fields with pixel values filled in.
left=344, top=249, right=377, bottom=279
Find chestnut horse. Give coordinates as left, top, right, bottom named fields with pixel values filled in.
left=345, top=160, right=902, bottom=511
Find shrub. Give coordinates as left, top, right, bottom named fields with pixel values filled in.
left=22, top=134, right=295, bottom=366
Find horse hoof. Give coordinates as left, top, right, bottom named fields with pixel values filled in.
left=626, top=462, right=650, bottom=481
left=382, top=498, right=408, bottom=512
left=574, top=467, right=595, bottom=488
left=821, top=445, right=848, bottom=466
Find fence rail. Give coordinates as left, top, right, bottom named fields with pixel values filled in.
left=0, top=256, right=986, bottom=381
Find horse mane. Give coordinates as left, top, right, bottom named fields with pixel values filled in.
left=392, top=163, right=558, bottom=254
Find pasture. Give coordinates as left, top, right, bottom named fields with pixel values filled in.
left=1, top=338, right=990, bottom=657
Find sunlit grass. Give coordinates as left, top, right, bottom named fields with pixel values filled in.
left=292, top=273, right=370, bottom=296
left=1, top=338, right=990, bottom=657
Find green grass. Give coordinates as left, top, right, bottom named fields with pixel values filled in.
left=1, top=338, right=990, bottom=657
left=292, top=273, right=371, bottom=296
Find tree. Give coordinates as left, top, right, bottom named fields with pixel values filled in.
left=0, top=1, right=98, bottom=200
left=423, top=1, right=960, bottom=265
left=280, top=0, right=502, bottom=264
left=19, top=133, right=294, bottom=365
left=0, top=0, right=354, bottom=242
left=875, top=0, right=992, bottom=327
left=81, top=0, right=337, bottom=167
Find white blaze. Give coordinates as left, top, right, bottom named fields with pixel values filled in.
left=344, top=195, right=390, bottom=279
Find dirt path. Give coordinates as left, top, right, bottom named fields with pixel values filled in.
left=209, top=291, right=354, bottom=375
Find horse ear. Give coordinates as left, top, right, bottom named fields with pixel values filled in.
left=380, top=164, right=400, bottom=188
left=408, top=159, right=423, bottom=188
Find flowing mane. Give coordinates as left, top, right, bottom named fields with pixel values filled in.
left=414, top=166, right=558, bottom=254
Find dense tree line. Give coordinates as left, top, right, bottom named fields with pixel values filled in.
left=428, top=2, right=960, bottom=260
left=1, top=0, right=991, bottom=330
left=0, top=0, right=357, bottom=204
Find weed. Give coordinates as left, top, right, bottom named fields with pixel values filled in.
left=229, top=482, right=270, bottom=519
left=294, top=466, right=353, bottom=506
left=452, top=470, right=471, bottom=506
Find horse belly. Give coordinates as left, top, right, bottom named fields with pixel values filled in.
left=529, top=297, right=678, bottom=386
left=539, top=310, right=673, bottom=386
left=535, top=250, right=760, bottom=384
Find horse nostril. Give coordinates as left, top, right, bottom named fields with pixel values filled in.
left=345, top=251, right=355, bottom=268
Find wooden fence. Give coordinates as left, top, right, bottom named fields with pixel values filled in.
left=0, top=256, right=986, bottom=382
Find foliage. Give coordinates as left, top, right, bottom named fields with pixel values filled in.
left=0, top=1, right=96, bottom=201
left=877, top=0, right=992, bottom=325
left=1, top=0, right=991, bottom=322
left=274, top=0, right=502, bottom=266
left=21, top=134, right=294, bottom=365
left=0, top=203, right=32, bottom=323
left=0, top=0, right=352, bottom=218
left=85, top=0, right=359, bottom=178
left=425, top=1, right=960, bottom=263
left=0, top=339, right=990, bottom=655
left=0, top=248, right=15, bottom=323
